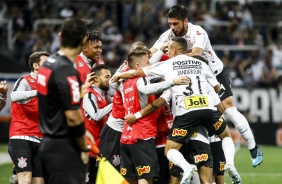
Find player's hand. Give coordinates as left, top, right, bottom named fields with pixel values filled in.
left=124, top=114, right=137, bottom=124
left=81, top=151, right=89, bottom=164
left=160, top=41, right=169, bottom=53
left=85, top=131, right=100, bottom=156
left=173, top=76, right=190, bottom=85
left=0, top=81, right=8, bottom=94
left=84, top=72, right=95, bottom=89
left=111, top=75, right=120, bottom=83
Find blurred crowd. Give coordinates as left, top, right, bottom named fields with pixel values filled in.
left=1, top=0, right=282, bottom=89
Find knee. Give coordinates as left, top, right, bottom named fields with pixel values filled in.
left=218, top=127, right=231, bottom=139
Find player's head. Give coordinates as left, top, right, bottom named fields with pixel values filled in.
left=192, top=55, right=209, bottom=65
left=130, top=41, right=146, bottom=51
left=83, top=30, right=103, bottom=63
left=166, top=5, right=188, bottom=37
left=127, top=48, right=150, bottom=69
left=28, top=51, right=50, bottom=72
left=91, top=64, right=111, bottom=91
left=167, top=37, right=187, bottom=58
left=59, top=17, right=87, bottom=50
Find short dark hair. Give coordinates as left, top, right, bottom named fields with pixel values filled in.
left=165, top=5, right=188, bottom=21
left=60, top=17, right=87, bottom=48
left=127, top=50, right=148, bottom=69
left=192, top=55, right=209, bottom=65
left=86, top=30, right=102, bottom=44
left=130, top=41, right=146, bottom=51
left=171, top=37, right=187, bottom=53
left=91, top=64, right=110, bottom=76
left=28, top=51, right=50, bottom=71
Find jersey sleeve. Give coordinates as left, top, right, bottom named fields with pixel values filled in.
left=152, top=30, right=170, bottom=50
left=192, top=26, right=207, bottom=50
left=160, top=89, right=172, bottom=105
left=203, top=63, right=219, bottom=87
left=54, top=65, right=81, bottom=110
left=142, top=62, right=166, bottom=78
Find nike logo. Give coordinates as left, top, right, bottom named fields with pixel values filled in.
left=219, top=92, right=225, bottom=97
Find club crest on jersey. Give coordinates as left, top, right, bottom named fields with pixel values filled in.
left=172, top=128, right=187, bottom=137
left=17, top=157, right=27, bottom=168
left=112, top=155, right=121, bottom=166
left=78, top=61, right=84, bottom=67
left=120, top=168, right=127, bottom=175
left=137, top=166, right=150, bottom=176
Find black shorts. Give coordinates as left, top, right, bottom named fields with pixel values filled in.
left=99, top=124, right=121, bottom=170
left=216, top=68, right=233, bottom=101
left=120, top=139, right=159, bottom=180
left=169, top=140, right=213, bottom=176
left=210, top=140, right=225, bottom=175
left=8, top=139, right=42, bottom=177
left=168, top=110, right=226, bottom=143
left=39, top=137, right=87, bottom=184
left=155, top=147, right=169, bottom=184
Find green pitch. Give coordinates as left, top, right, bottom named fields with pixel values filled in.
left=0, top=145, right=281, bottom=183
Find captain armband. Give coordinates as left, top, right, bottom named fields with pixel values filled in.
left=68, top=122, right=86, bottom=138
left=134, top=112, right=142, bottom=119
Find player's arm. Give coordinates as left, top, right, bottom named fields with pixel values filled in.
left=83, top=93, right=112, bottom=121
left=125, top=97, right=167, bottom=124
left=137, top=76, right=189, bottom=96
left=10, top=78, right=37, bottom=102
left=187, top=47, right=203, bottom=56
left=0, top=81, right=8, bottom=111
left=111, top=69, right=145, bottom=83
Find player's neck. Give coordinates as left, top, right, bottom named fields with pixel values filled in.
left=58, top=47, right=81, bottom=63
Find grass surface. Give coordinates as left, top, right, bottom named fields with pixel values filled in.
left=0, top=144, right=281, bottom=183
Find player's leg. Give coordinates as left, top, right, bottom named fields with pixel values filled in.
left=130, top=139, right=159, bottom=184
left=8, top=139, right=33, bottom=184
left=31, top=141, right=44, bottom=184
left=217, top=69, right=262, bottom=167
left=203, top=110, right=241, bottom=184
left=99, top=124, right=122, bottom=171
left=154, top=146, right=169, bottom=184
left=209, top=137, right=225, bottom=184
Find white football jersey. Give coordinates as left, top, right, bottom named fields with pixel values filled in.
left=153, top=23, right=223, bottom=76
left=143, top=54, right=219, bottom=116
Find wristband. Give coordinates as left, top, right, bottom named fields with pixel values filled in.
left=134, top=112, right=142, bottom=119
left=68, top=122, right=86, bottom=138
left=80, top=145, right=91, bottom=152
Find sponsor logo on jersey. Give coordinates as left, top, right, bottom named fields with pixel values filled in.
left=172, top=128, right=187, bottom=136
left=184, top=95, right=209, bottom=110
left=29, top=79, right=35, bottom=83
left=219, top=162, right=225, bottom=171
left=194, top=154, right=208, bottom=163
left=17, top=157, right=27, bottom=168
left=137, top=166, right=150, bottom=176
left=112, top=155, right=121, bottom=166
left=120, top=168, right=127, bottom=175
left=213, top=117, right=223, bottom=130
left=78, top=61, right=84, bottom=67
left=173, top=60, right=201, bottom=66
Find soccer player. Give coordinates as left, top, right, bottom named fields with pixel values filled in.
left=75, top=30, right=104, bottom=84
left=82, top=64, right=112, bottom=184
left=119, top=49, right=189, bottom=184
left=113, top=37, right=242, bottom=184
left=151, top=5, right=263, bottom=167
left=37, top=17, right=90, bottom=184
left=0, top=80, right=8, bottom=111
left=8, top=51, right=50, bottom=184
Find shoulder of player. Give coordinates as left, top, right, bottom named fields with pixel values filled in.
left=189, top=23, right=206, bottom=34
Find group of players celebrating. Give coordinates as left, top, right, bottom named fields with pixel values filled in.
left=7, top=5, right=263, bottom=184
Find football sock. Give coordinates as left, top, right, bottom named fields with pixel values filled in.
left=224, top=107, right=256, bottom=150
left=167, top=149, right=191, bottom=171
left=222, top=137, right=235, bottom=165
left=250, top=145, right=259, bottom=158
